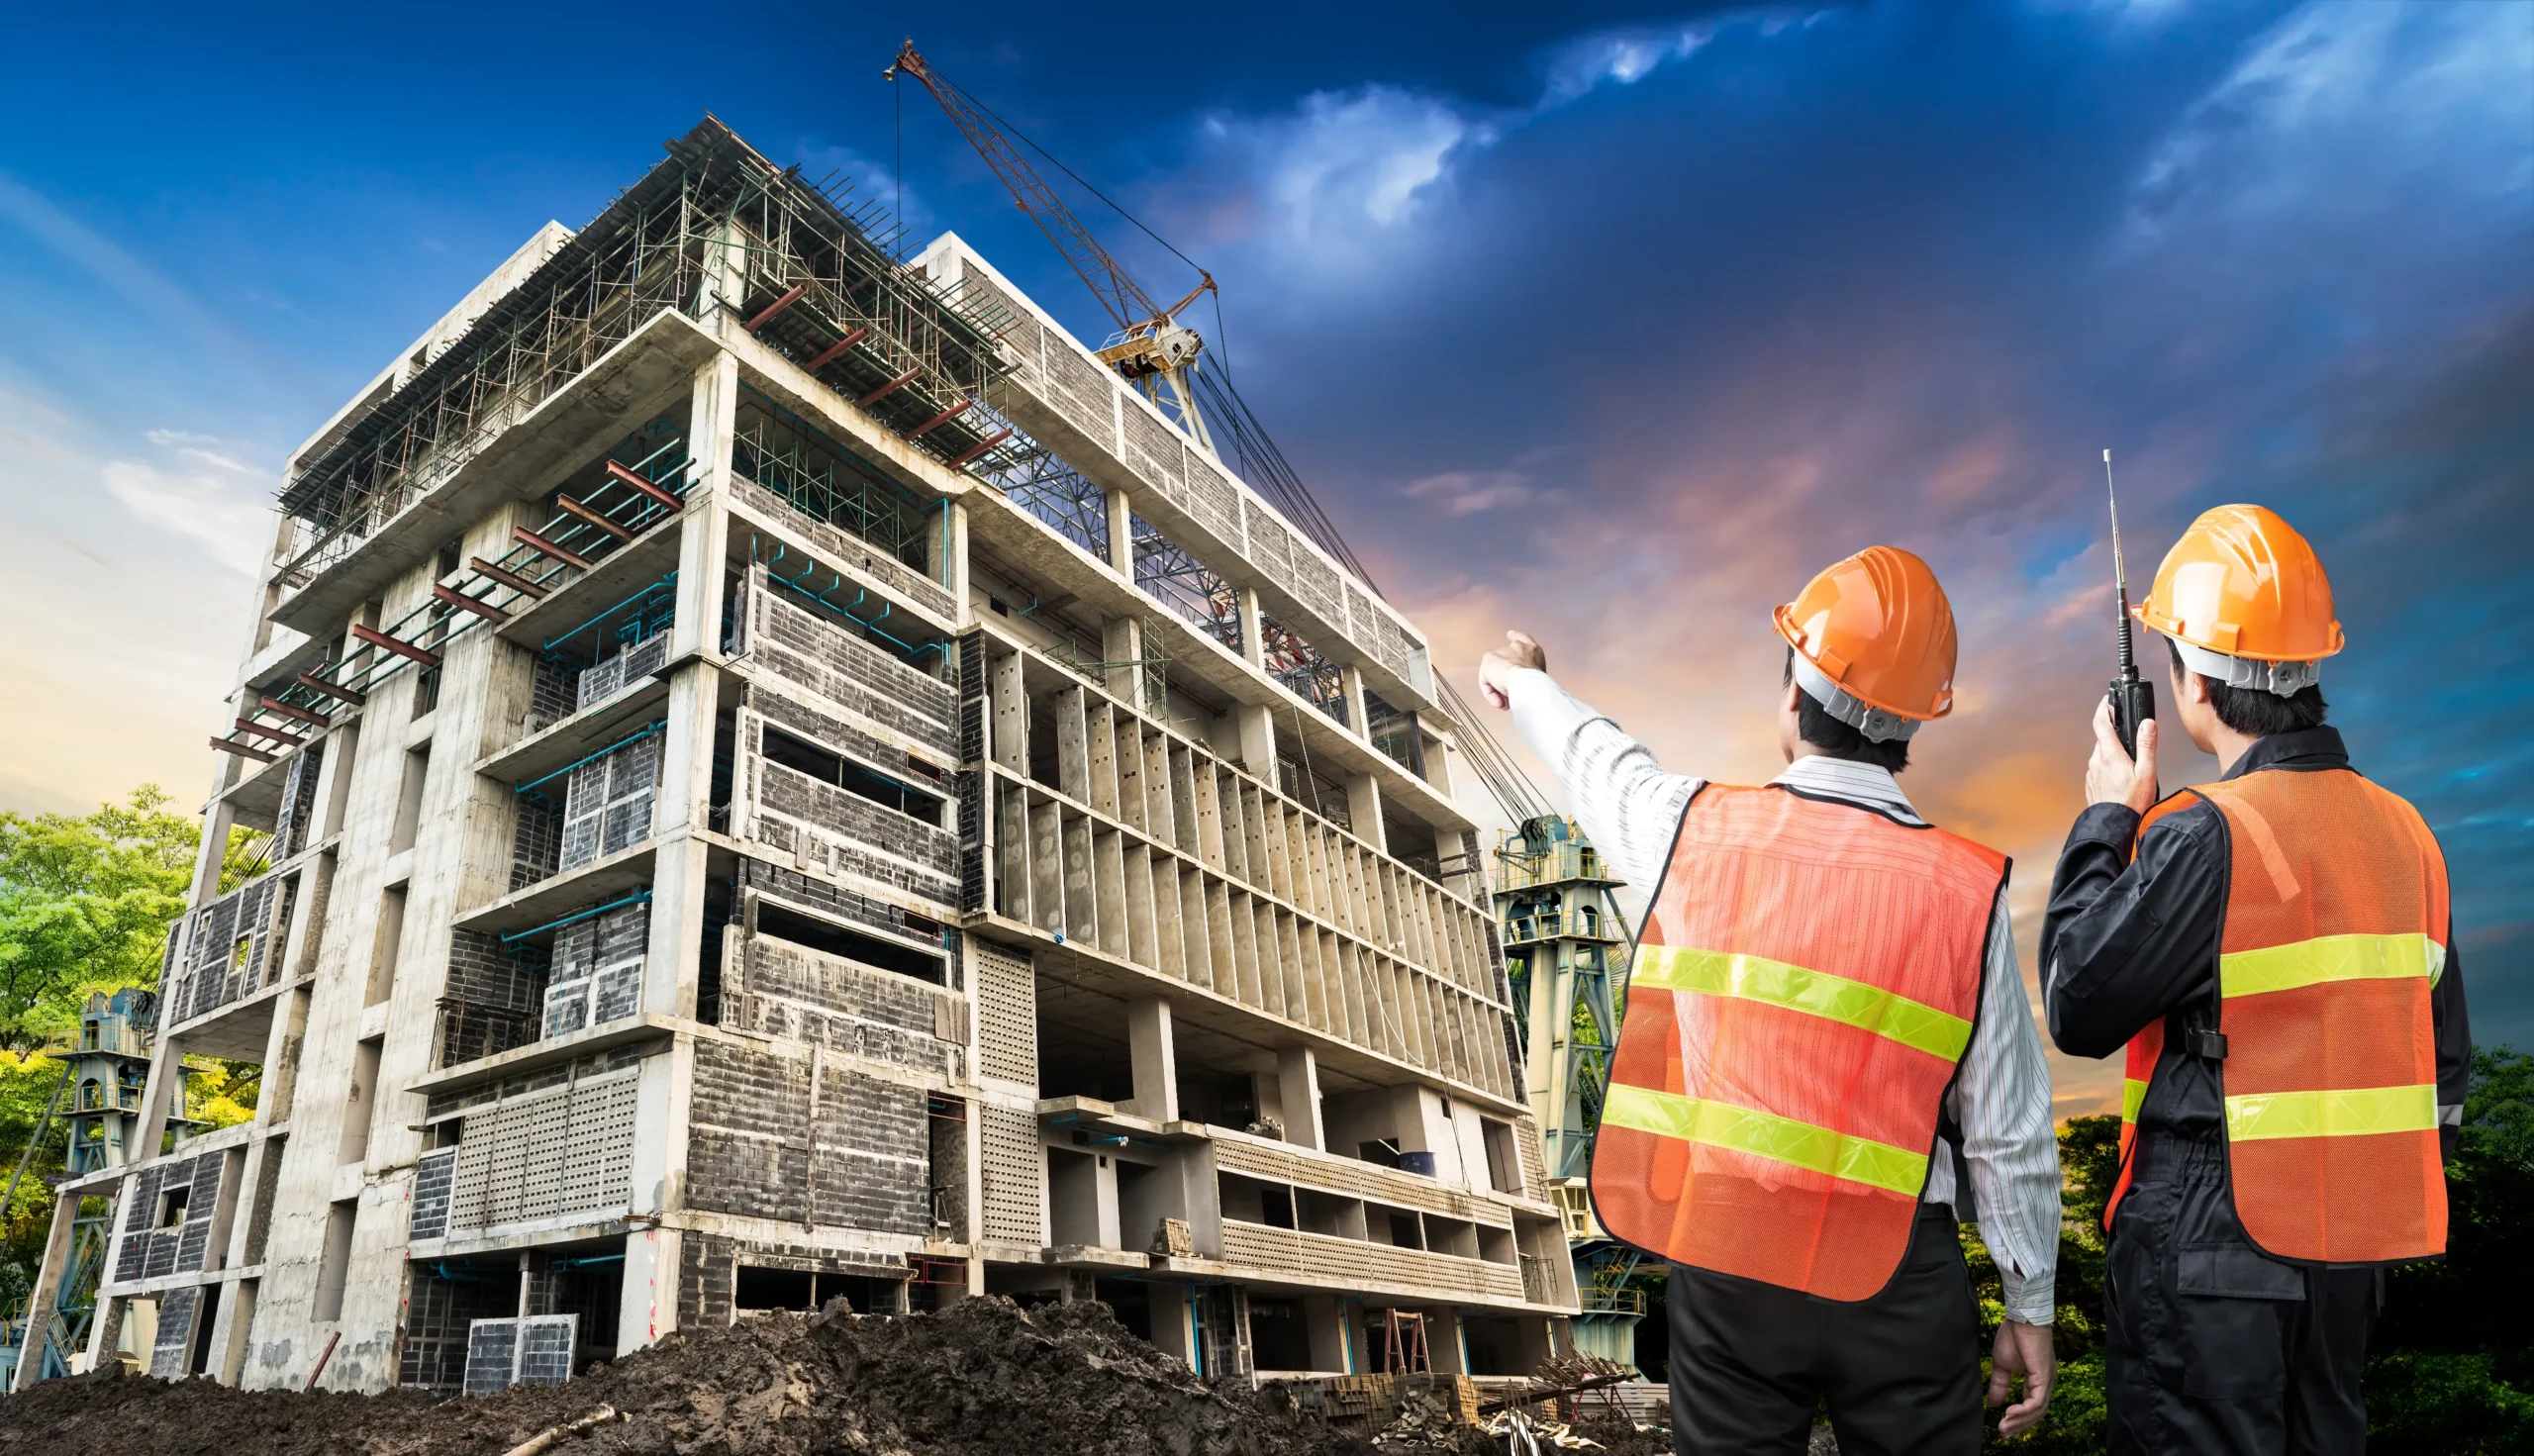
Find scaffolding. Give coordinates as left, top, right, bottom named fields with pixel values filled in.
left=217, top=116, right=1015, bottom=773
left=1492, top=817, right=1644, bottom=1367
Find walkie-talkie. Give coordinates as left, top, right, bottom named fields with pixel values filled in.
left=2104, top=448, right=2154, bottom=757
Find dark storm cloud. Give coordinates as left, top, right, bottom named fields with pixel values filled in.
left=1112, top=0, right=2534, bottom=1094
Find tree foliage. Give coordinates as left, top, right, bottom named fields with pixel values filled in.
left=0, top=787, right=202, bottom=1052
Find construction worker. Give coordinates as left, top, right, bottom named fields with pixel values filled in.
left=1480, top=546, right=2061, bottom=1455
left=2042, top=505, right=2470, bottom=1454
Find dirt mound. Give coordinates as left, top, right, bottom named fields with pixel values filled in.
left=0, top=1298, right=1375, bottom=1456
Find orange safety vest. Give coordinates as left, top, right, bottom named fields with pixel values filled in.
left=1589, top=784, right=2006, bottom=1300
left=2105, top=767, right=2448, bottom=1264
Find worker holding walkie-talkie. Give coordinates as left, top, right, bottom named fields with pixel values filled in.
left=2042, top=497, right=2472, bottom=1455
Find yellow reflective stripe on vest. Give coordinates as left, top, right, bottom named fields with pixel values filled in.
left=1631, top=945, right=1973, bottom=1062
left=2224, top=1084, right=2439, bottom=1142
left=1601, top=1083, right=1928, bottom=1197
left=2219, top=932, right=2443, bottom=999
left=2122, top=1078, right=2148, bottom=1123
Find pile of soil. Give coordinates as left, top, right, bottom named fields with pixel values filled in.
left=0, top=1298, right=1370, bottom=1456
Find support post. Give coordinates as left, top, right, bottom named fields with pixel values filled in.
left=1106, top=488, right=1135, bottom=578
left=1276, top=1046, right=1324, bottom=1151
left=1235, top=705, right=1277, bottom=779
left=1237, top=587, right=1264, bottom=670
left=1102, top=617, right=1145, bottom=712
left=1346, top=775, right=1387, bottom=853
left=1125, top=997, right=1179, bottom=1123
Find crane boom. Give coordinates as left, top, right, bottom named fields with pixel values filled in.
left=887, top=40, right=1549, bottom=826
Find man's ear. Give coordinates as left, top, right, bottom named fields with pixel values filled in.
left=1784, top=678, right=1805, bottom=715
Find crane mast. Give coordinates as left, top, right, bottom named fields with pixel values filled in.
left=886, top=41, right=1216, bottom=450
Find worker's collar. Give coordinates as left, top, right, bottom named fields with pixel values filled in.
left=2221, top=726, right=2351, bottom=781
left=1771, top=754, right=1927, bottom=826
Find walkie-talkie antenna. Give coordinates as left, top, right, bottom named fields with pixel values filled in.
left=2102, top=447, right=2154, bottom=755
left=2106, top=448, right=2135, bottom=672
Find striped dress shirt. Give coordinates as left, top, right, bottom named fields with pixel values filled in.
left=1506, top=668, right=2061, bottom=1323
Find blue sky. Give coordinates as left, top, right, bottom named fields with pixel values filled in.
left=2, top=0, right=2527, bottom=1105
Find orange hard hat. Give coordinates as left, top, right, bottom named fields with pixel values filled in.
left=2135, top=505, right=2343, bottom=662
left=1772, top=545, right=1957, bottom=739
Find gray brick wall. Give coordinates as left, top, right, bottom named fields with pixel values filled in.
left=686, top=1040, right=930, bottom=1236
left=751, top=588, right=956, bottom=755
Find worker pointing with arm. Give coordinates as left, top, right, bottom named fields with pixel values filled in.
left=1480, top=547, right=2061, bottom=1455
left=2042, top=506, right=2470, bottom=1455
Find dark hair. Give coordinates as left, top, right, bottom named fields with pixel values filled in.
left=1784, top=649, right=1910, bottom=773
left=2166, top=638, right=2328, bottom=736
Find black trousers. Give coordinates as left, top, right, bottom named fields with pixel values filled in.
left=1668, top=1204, right=1982, bottom=1455
left=2105, top=1134, right=2381, bottom=1455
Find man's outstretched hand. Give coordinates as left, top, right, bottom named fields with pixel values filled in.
left=1478, top=631, right=1546, bottom=709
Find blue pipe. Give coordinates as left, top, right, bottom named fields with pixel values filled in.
left=540, top=573, right=678, bottom=652
left=500, top=889, right=654, bottom=944
left=514, top=721, right=668, bottom=796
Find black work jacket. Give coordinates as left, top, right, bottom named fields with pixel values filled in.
left=2040, top=727, right=2472, bottom=1160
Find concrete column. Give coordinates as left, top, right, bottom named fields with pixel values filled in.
left=1235, top=704, right=1277, bottom=779
left=133, top=1033, right=186, bottom=1163
left=942, top=500, right=972, bottom=626
left=1106, top=487, right=1135, bottom=578
left=1275, top=1046, right=1324, bottom=1151
left=670, top=502, right=731, bottom=666
left=1345, top=775, right=1387, bottom=853
left=625, top=1038, right=692, bottom=1220
left=699, top=220, right=746, bottom=331
left=1304, top=1291, right=1350, bottom=1374
left=1148, top=1283, right=1198, bottom=1368
left=1102, top=617, right=1145, bottom=712
left=990, top=650, right=1027, bottom=773
left=190, top=797, right=240, bottom=903
left=1237, top=587, right=1264, bottom=669
left=1341, top=664, right=1370, bottom=741
left=213, top=1277, right=258, bottom=1384
left=617, top=1224, right=682, bottom=1353
left=13, top=1189, right=80, bottom=1390
left=1125, top=997, right=1179, bottom=1122
left=1431, top=1310, right=1470, bottom=1374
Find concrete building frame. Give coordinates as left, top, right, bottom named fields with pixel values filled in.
left=24, top=117, right=1579, bottom=1395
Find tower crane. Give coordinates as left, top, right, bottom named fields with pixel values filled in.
left=886, top=39, right=1550, bottom=828
left=884, top=41, right=1218, bottom=452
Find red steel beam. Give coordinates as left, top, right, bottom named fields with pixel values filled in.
left=470, top=556, right=550, bottom=599
left=351, top=623, right=441, bottom=668
left=804, top=327, right=869, bottom=372
left=212, top=735, right=277, bottom=764
left=236, top=717, right=308, bottom=748
left=606, top=460, right=684, bottom=511
left=856, top=367, right=923, bottom=408
left=256, top=696, right=332, bottom=728
left=514, top=526, right=593, bottom=569
left=296, top=672, right=364, bottom=706
left=434, top=583, right=508, bottom=623
left=555, top=495, right=633, bottom=542
left=945, top=429, right=1015, bottom=469
left=743, top=284, right=808, bottom=334
left=905, top=399, right=975, bottom=440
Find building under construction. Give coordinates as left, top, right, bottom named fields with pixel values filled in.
left=15, top=116, right=1579, bottom=1395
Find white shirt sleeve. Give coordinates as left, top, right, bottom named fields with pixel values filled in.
left=1502, top=668, right=1701, bottom=890
left=1949, top=900, right=2063, bottom=1325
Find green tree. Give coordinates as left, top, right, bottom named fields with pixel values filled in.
left=0, top=787, right=200, bottom=1051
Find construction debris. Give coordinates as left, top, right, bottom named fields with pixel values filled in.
left=0, top=1298, right=1364, bottom=1456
